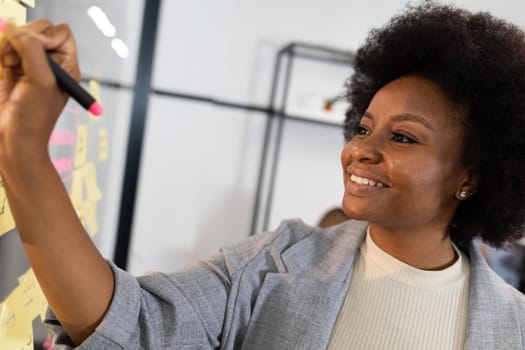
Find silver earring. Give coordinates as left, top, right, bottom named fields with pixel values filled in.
left=459, top=191, right=468, bottom=199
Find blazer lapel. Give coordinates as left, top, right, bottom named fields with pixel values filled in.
left=240, top=220, right=367, bottom=350
left=464, top=243, right=523, bottom=350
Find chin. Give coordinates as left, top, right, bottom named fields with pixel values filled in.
left=342, top=201, right=370, bottom=221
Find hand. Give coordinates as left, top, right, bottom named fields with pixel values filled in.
left=0, top=20, right=80, bottom=169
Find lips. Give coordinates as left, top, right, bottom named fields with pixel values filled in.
left=345, top=166, right=389, bottom=188
left=350, top=174, right=386, bottom=187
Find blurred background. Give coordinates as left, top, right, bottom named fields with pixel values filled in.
left=0, top=1, right=521, bottom=347
left=28, top=0, right=525, bottom=282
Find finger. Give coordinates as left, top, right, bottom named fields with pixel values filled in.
left=1, top=52, right=19, bottom=67
left=0, top=42, right=15, bottom=60
left=0, top=64, right=19, bottom=91
left=3, top=64, right=24, bottom=78
left=0, top=36, right=10, bottom=54
left=6, top=26, right=54, bottom=50
left=44, top=24, right=79, bottom=81
left=0, top=43, right=18, bottom=79
left=4, top=21, right=69, bottom=54
left=12, top=23, right=80, bottom=81
left=21, top=19, right=53, bottom=34
left=0, top=34, right=15, bottom=79
left=4, top=22, right=54, bottom=86
left=43, top=23, right=75, bottom=48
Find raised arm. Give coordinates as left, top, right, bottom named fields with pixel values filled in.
left=0, top=20, right=114, bottom=345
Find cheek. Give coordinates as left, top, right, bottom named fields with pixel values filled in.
left=340, top=142, right=353, bottom=167
left=390, top=155, right=446, bottom=190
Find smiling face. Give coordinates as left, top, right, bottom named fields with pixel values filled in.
left=341, top=75, right=474, bottom=231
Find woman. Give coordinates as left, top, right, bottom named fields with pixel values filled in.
left=0, top=2, right=524, bottom=349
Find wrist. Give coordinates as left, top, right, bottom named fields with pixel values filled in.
left=0, top=144, right=54, bottom=181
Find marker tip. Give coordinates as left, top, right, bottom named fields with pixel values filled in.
left=88, top=102, right=104, bottom=116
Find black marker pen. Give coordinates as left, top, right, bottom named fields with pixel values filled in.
left=0, top=18, right=103, bottom=116
left=46, top=57, right=103, bottom=116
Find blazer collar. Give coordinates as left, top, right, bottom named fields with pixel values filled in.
left=238, top=220, right=368, bottom=350
left=281, top=220, right=367, bottom=281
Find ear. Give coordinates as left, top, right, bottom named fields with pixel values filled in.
left=455, top=168, right=479, bottom=200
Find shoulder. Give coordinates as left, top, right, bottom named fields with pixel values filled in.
left=498, top=276, right=525, bottom=315
left=492, top=276, right=525, bottom=330
left=220, top=219, right=319, bottom=275
left=220, top=219, right=366, bottom=276
left=468, top=246, right=525, bottom=324
left=224, top=219, right=316, bottom=261
left=509, top=286, right=525, bottom=312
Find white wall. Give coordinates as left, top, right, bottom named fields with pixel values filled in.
left=128, top=0, right=525, bottom=275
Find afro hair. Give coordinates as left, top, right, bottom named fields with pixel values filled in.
left=344, top=1, right=525, bottom=247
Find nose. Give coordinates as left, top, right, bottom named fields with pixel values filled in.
left=349, top=138, right=383, bottom=164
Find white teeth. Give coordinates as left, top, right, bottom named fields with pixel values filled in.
left=350, top=174, right=385, bottom=187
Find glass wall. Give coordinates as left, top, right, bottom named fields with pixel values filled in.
left=0, top=1, right=144, bottom=348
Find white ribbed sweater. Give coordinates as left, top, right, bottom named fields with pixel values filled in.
left=327, top=230, right=470, bottom=350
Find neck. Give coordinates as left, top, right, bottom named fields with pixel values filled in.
left=368, top=223, right=458, bottom=270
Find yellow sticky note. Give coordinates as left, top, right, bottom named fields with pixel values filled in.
left=98, top=128, right=108, bottom=161
left=0, top=178, right=16, bottom=237
left=74, top=124, right=88, bottom=167
left=18, top=270, right=47, bottom=322
left=89, top=80, right=102, bottom=120
left=69, top=162, right=102, bottom=236
left=83, top=200, right=99, bottom=235
left=0, top=315, right=33, bottom=350
left=85, top=163, right=102, bottom=235
left=0, top=300, right=17, bottom=342
left=85, top=163, right=102, bottom=201
left=70, top=165, right=86, bottom=220
left=0, top=0, right=27, bottom=26
left=0, top=270, right=41, bottom=350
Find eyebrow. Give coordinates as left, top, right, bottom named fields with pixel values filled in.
left=363, top=111, right=436, bottom=131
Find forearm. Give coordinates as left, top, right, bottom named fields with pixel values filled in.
left=0, top=20, right=116, bottom=345
left=2, top=155, right=114, bottom=345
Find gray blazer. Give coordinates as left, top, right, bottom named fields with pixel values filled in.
left=47, top=219, right=525, bottom=349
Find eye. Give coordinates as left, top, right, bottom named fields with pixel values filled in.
left=392, top=132, right=416, bottom=144
left=356, top=125, right=370, bottom=135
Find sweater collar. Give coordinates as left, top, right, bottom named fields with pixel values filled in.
left=363, top=227, right=470, bottom=289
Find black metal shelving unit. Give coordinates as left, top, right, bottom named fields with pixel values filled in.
left=94, top=0, right=355, bottom=271
left=109, top=39, right=354, bottom=269
left=249, top=42, right=354, bottom=235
